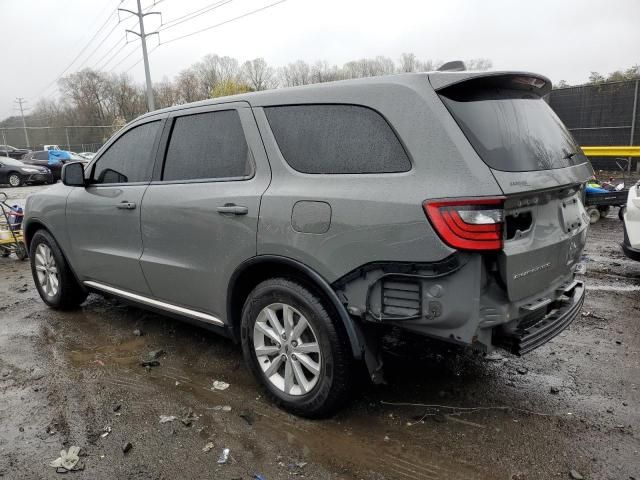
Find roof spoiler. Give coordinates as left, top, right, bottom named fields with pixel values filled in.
left=437, top=61, right=466, bottom=72
left=430, top=72, right=552, bottom=96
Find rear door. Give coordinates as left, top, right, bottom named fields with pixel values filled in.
left=436, top=74, right=593, bottom=301
left=139, top=102, right=270, bottom=320
left=66, top=119, right=164, bottom=295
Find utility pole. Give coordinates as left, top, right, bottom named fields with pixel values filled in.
left=15, top=97, right=30, bottom=148
left=119, top=0, right=160, bottom=112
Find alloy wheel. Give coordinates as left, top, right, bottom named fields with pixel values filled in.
left=34, top=243, right=59, bottom=297
left=8, top=174, right=21, bottom=187
left=253, top=303, right=322, bottom=396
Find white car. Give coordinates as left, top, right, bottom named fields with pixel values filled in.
left=622, top=181, right=640, bottom=261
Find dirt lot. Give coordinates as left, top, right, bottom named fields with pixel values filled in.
left=0, top=185, right=638, bottom=480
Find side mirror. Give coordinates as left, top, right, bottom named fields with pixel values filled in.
left=61, top=161, right=86, bottom=187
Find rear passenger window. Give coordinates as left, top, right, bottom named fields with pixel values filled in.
left=264, top=104, right=411, bottom=174
left=162, top=110, right=252, bottom=181
left=92, top=121, right=160, bottom=184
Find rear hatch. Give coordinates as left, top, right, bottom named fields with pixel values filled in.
left=435, top=73, right=593, bottom=301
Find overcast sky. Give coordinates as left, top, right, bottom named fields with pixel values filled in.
left=1, top=0, right=638, bottom=120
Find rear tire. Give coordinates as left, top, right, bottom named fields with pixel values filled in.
left=29, top=230, right=87, bottom=309
left=587, top=207, right=601, bottom=224
left=619, top=206, right=626, bottom=221
left=8, top=172, right=22, bottom=187
left=240, top=278, right=353, bottom=418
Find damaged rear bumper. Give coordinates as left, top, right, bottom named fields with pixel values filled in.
left=494, top=281, right=585, bottom=355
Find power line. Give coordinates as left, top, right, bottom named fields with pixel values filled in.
left=34, top=7, right=119, bottom=98
left=105, top=43, right=140, bottom=72
left=125, top=44, right=159, bottom=73
left=92, top=37, right=127, bottom=70
left=119, top=0, right=161, bottom=110
left=158, top=0, right=233, bottom=31
left=92, top=1, right=162, bottom=71
left=99, top=41, right=136, bottom=72
left=160, top=0, right=288, bottom=45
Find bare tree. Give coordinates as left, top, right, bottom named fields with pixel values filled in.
left=175, top=68, right=203, bottom=104
left=279, top=60, right=312, bottom=87
left=242, top=58, right=276, bottom=90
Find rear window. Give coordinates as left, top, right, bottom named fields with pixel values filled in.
left=264, top=104, right=411, bottom=174
left=439, top=79, right=587, bottom=172
left=163, top=110, right=252, bottom=182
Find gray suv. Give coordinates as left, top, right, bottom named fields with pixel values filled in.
left=24, top=71, right=592, bottom=417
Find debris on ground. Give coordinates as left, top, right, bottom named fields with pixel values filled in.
left=49, top=446, right=84, bottom=473
left=100, top=426, right=112, bottom=438
left=211, top=380, right=230, bottom=391
left=202, top=442, right=214, bottom=453
left=148, top=349, right=165, bottom=360
left=159, top=415, right=177, bottom=424
left=217, top=447, right=230, bottom=464
left=208, top=405, right=232, bottom=412
left=239, top=411, right=255, bottom=425
left=550, top=386, right=560, bottom=394
left=122, top=441, right=133, bottom=454
left=516, top=367, right=528, bottom=375
left=253, top=475, right=266, bottom=480
left=140, top=360, right=160, bottom=368
left=181, top=410, right=198, bottom=427
left=113, top=403, right=121, bottom=412
left=133, top=329, right=143, bottom=336
left=46, top=424, right=57, bottom=435
left=581, top=311, right=606, bottom=320
left=484, top=351, right=505, bottom=361
left=569, top=469, right=584, bottom=479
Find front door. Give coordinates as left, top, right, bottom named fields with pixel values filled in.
left=139, top=104, right=270, bottom=320
left=66, top=119, right=163, bottom=295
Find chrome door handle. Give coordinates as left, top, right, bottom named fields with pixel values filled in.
left=217, top=204, right=248, bottom=215
left=116, top=201, right=137, bottom=210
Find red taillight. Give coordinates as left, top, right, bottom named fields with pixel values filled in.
left=423, top=197, right=505, bottom=251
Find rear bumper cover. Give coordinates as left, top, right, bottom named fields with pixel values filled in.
left=495, top=281, right=585, bottom=355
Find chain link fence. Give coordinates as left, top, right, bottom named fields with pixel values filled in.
left=548, top=79, right=639, bottom=173
left=0, top=126, right=113, bottom=154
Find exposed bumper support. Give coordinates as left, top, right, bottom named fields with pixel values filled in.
left=495, top=281, right=585, bottom=355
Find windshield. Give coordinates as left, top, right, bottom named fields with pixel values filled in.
left=0, top=157, right=24, bottom=166
left=439, top=86, right=588, bottom=172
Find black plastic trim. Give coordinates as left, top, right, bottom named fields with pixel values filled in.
left=228, top=255, right=364, bottom=359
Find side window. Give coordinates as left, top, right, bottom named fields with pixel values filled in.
left=91, top=121, right=160, bottom=184
left=162, top=110, right=252, bottom=182
left=264, top=104, right=411, bottom=174
left=34, top=152, right=49, bottom=160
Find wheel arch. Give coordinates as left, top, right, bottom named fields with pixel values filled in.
left=227, top=255, right=364, bottom=359
left=23, top=219, right=50, bottom=251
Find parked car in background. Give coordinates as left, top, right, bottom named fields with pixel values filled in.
left=22, top=150, right=88, bottom=182
left=78, top=152, right=96, bottom=160
left=0, top=144, right=30, bottom=159
left=621, top=181, right=640, bottom=261
left=23, top=71, right=591, bottom=417
left=0, top=156, right=52, bottom=186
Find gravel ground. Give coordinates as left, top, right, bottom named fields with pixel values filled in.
left=0, top=185, right=638, bottom=480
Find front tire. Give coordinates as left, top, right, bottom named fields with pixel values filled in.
left=29, top=230, right=87, bottom=309
left=8, top=172, right=22, bottom=187
left=240, top=278, right=353, bottom=417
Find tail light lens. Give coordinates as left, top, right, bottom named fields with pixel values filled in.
left=423, top=197, right=505, bottom=251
